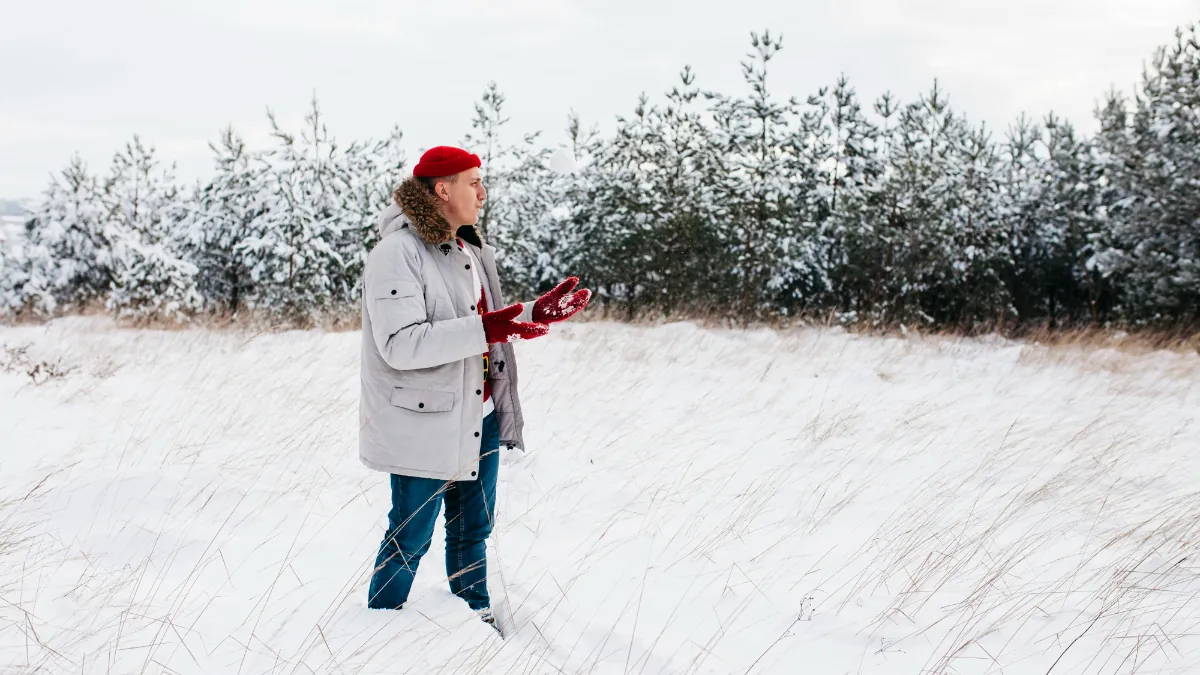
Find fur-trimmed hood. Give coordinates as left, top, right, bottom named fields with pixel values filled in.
left=385, top=177, right=483, bottom=248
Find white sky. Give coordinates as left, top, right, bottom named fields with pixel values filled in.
left=2, top=0, right=1198, bottom=198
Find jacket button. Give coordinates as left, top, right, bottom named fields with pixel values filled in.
left=390, top=289, right=396, bottom=295
left=470, top=471, right=477, bottom=477
left=476, top=389, right=482, bottom=395
left=474, top=431, right=480, bottom=437
left=465, top=264, right=471, bottom=270
left=470, top=305, right=476, bottom=311
left=418, top=403, right=424, bottom=408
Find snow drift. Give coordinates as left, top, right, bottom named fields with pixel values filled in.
left=0, top=318, right=1197, bottom=674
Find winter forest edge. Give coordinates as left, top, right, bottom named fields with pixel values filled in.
left=3, top=27, right=1200, bottom=334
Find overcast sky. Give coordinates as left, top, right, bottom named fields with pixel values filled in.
left=2, top=0, right=1198, bottom=198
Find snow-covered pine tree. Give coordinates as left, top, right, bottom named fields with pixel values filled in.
left=1001, top=114, right=1105, bottom=325
left=997, top=115, right=1048, bottom=321
left=1086, top=90, right=1137, bottom=321
left=946, top=121, right=1008, bottom=325
left=573, top=93, right=661, bottom=317
left=102, top=136, right=202, bottom=320
left=829, top=91, right=905, bottom=321
left=1042, top=116, right=1111, bottom=324
left=248, top=98, right=359, bottom=318
left=706, top=31, right=802, bottom=317
left=570, top=67, right=729, bottom=316
left=875, top=81, right=978, bottom=324
left=2, top=155, right=110, bottom=316
left=1094, top=24, right=1200, bottom=323
left=798, top=75, right=883, bottom=317
left=641, top=67, right=729, bottom=315
left=1043, top=116, right=1113, bottom=324
left=186, top=126, right=270, bottom=314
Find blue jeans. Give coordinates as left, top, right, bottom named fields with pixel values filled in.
left=367, top=411, right=500, bottom=611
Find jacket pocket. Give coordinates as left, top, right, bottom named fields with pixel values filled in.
left=390, top=387, right=455, bottom=412
left=375, top=278, right=421, bottom=300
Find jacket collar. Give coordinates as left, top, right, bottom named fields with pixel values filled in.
left=392, top=177, right=484, bottom=248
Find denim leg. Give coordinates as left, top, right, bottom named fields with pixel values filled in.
left=368, top=473, right=447, bottom=609
left=444, top=411, right=501, bottom=610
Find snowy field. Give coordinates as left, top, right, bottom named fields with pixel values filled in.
left=1, top=317, right=1198, bottom=674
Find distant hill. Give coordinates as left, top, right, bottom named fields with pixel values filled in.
left=0, top=199, right=31, bottom=218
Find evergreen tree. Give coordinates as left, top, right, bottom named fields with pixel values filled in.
left=947, top=121, right=1008, bottom=325
left=998, top=115, right=1048, bottom=321
left=876, top=82, right=978, bottom=324
left=3, top=156, right=110, bottom=315
left=830, top=91, right=904, bottom=321
left=574, top=93, right=660, bottom=316
left=1095, top=25, right=1200, bottom=323
left=248, top=99, right=358, bottom=316
left=800, top=76, right=883, bottom=316
left=1041, top=116, right=1110, bottom=323
left=643, top=67, right=729, bottom=314
left=187, top=127, right=269, bottom=314
left=572, top=68, right=730, bottom=316
left=573, top=67, right=730, bottom=316
left=101, top=136, right=201, bottom=320
left=707, top=31, right=803, bottom=317
left=1001, top=114, right=1106, bottom=325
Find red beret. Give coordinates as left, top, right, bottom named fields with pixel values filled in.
left=413, top=146, right=482, bottom=178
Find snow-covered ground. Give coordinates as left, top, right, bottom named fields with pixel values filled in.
left=1, top=317, right=1197, bottom=674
